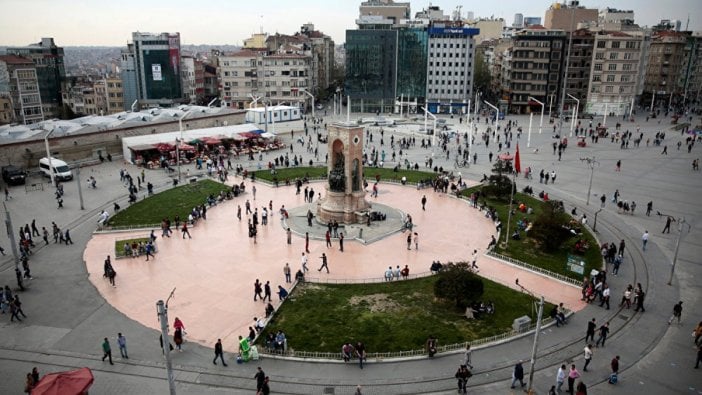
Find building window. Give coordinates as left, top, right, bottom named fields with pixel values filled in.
left=623, top=53, right=634, bottom=60
left=606, top=75, right=615, bottom=82
left=609, top=52, right=619, bottom=60
left=597, top=41, right=606, bottom=48
left=592, top=75, right=601, bottom=82
left=611, top=41, right=620, bottom=49
left=605, top=86, right=613, bottom=93
left=622, top=64, right=633, bottom=71
left=608, top=64, right=617, bottom=71
left=595, top=52, right=604, bottom=60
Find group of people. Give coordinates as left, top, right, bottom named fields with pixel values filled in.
left=340, top=341, right=368, bottom=369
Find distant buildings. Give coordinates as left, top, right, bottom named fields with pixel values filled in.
left=0, top=55, right=44, bottom=124
left=6, top=38, right=65, bottom=118
left=544, top=1, right=598, bottom=32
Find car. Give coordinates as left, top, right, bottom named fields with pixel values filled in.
left=2, top=165, right=27, bottom=185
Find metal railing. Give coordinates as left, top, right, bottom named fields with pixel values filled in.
left=303, top=270, right=436, bottom=285
left=486, top=251, right=582, bottom=287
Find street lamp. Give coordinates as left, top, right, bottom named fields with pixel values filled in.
left=421, top=106, right=437, bottom=148
left=299, top=88, right=315, bottom=120
left=43, top=129, right=56, bottom=187
left=157, top=288, right=177, bottom=395
left=527, top=97, right=544, bottom=148
left=580, top=156, right=599, bottom=205
left=656, top=212, right=691, bottom=286
left=567, top=94, right=580, bottom=137
left=484, top=100, right=499, bottom=142
left=177, top=110, right=193, bottom=182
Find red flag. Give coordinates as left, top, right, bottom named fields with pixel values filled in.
left=514, top=144, right=521, bottom=174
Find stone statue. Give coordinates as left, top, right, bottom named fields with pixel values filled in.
left=329, top=152, right=346, bottom=192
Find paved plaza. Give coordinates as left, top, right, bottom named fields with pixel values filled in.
left=0, top=108, right=700, bottom=394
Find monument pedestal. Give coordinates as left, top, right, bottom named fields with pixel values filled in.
left=317, top=190, right=370, bottom=224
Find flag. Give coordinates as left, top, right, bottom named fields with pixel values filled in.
left=514, top=144, right=521, bottom=174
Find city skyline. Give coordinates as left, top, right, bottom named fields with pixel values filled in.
left=1, top=0, right=701, bottom=47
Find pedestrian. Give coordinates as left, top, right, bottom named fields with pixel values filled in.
left=634, top=284, right=646, bottom=312
left=254, top=367, right=266, bottom=392
left=646, top=201, right=653, bottom=216
left=641, top=230, right=649, bottom=251
left=662, top=216, right=674, bottom=233
left=278, top=285, right=288, bottom=301
left=599, top=284, right=610, bottom=310
left=254, top=279, right=263, bottom=301
left=413, top=232, right=419, bottom=250
left=117, top=333, right=128, bottom=359
left=102, top=337, right=114, bottom=365
left=339, top=232, right=344, bottom=252
left=510, top=361, right=526, bottom=389
left=283, top=263, right=291, bottom=283
left=31, top=367, right=39, bottom=387
left=463, top=344, right=473, bottom=368
left=583, top=344, right=593, bottom=371
left=471, top=249, right=479, bottom=271
left=585, top=318, right=596, bottom=342
left=10, top=295, right=24, bottom=322
left=556, top=364, right=566, bottom=392
left=264, top=281, right=272, bottom=302
left=64, top=229, right=73, bottom=244
left=695, top=344, right=702, bottom=369
left=421, top=195, right=427, bottom=210
left=600, top=194, right=606, bottom=208
left=252, top=185, right=257, bottom=200
left=615, top=160, right=621, bottom=171
left=24, top=373, right=34, bottom=394
left=318, top=253, right=329, bottom=273
left=213, top=338, right=227, bottom=366
left=455, top=364, right=471, bottom=394
left=305, top=232, right=310, bottom=253
left=618, top=239, right=625, bottom=256
left=181, top=222, right=192, bottom=239
left=668, top=301, right=683, bottom=325
left=286, top=228, right=292, bottom=244
left=406, top=233, right=412, bottom=250
left=567, top=364, right=580, bottom=394
left=595, top=322, right=610, bottom=347
left=355, top=341, right=366, bottom=369
left=610, top=355, right=620, bottom=382
left=301, top=252, right=309, bottom=273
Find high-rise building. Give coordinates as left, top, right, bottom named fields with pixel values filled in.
left=120, top=32, right=183, bottom=109
left=544, top=1, right=598, bottom=33
left=564, top=29, right=595, bottom=111
left=0, top=55, right=44, bottom=124
left=508, top=26, right=567, bottom=114
left=6, top=38, right=65, bottom=117
left=359, top=0, right=410, bottom=26
left=679, top=34, right=702, bottom=103
left=396, top=27, right=428, bottom=102
left=120, top=44, right=138, bottom=110
left=425, top=23, right=479, bottom=113
left=513, top=14, right=524, bottom=28
left=0, top=95, right=12, bottom=125
left=644, top=31, right=689, bottom=99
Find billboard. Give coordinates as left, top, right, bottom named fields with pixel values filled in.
left=152, top=64, right=162, bottom=81
left=169, top=34, right=180, bottom=75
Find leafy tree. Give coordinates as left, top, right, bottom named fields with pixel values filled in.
left=434, top=262, right=484, bottom=309
left=473, top=51, right=490, bottom=95
left=481, top=159, right=514, bottom=201
left=530, top=200, right=571, bottom=252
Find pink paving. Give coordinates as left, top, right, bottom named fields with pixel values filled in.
left=83, top=181, right=585, bottom=352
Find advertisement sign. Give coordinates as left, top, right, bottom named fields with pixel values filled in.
left=169, top=34, right=180, bottom=75
left=152, top=64, right=162, bottom=81
left=566, top=254, right=585, bottom=275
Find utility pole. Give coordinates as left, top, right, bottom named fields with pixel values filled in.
left=157, top=288, right=177, bottom=395
left=527, top=296, right=545, bottom=395
left=656, top=214, right=691, bottom=286
left=580, top=157, right=599, bottom=205
left=75, top=167, right=85, bottom=210
left=4, top=203, right=23, bottom=290
left=504, top=172, right=516, bottom=246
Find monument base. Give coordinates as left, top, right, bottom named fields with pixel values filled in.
left=317, top=190, right=371, bottom=224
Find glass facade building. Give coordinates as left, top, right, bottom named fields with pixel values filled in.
left=397, top=28, right=428, bottom=101
left=345, top=29, right=398, bottom=113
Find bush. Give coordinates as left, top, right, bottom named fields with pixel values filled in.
left=530, top=200, right=571, bottom=252
left=481, top=160, right=514, bottom=201
left=433, top=262, right=484, bottom=309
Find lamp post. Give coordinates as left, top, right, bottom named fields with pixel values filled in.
left=527, top=97, right=544, bottom=147
left=421, top=106, right=437, bottom=149
left=656, top=213, right=691, bottom=286
left=504, top=172, right=516, bottom=246
left=4, top=203, right=23, bottom=290
left=157, top=288, right=177, bottom=395
left=567, top=94, right=580, bottom=137
left=527, top=296, right=545, bottom=394
left=467, top=99, right=472, bottom=153
left=43, top=129, right=56, bottom=187
left=299, top=88, right=315, bottom=120
left=650, top=91, right=656, bottom=113
left=484, top=100, right=499, bottom=142
left=580, top=156, right=599, bottom=205
left=177, top=110, right=192, bottom=182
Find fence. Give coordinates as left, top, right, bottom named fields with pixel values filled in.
left=486, top=251, right=582, bottom=287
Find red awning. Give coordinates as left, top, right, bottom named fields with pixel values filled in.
left=32, top=367, right=94, bottom=395
left=498, top=153, right=514, bottom=161
left=177, top=143, right=196, bottom=151
left=202, top=136, right=222, bottom=145
left=155, top=142, right=175, bottom=151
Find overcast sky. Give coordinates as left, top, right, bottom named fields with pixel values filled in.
left=1, top=0, right=700, bottom=46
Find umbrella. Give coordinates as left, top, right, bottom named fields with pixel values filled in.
left=261, top=132, right=276, bottom=139
left=154, top=142, right=175, bottom=151
left=498, top=153, right=514, bottom=161
left=178, top=143, right=196, bottom=151
left=202, top=136, right=222, bottom=145
left=189, top=138, right=203, bottom=145
left=231, top=134, right=247, bottom=141
left=32, top=367, right=94, bottom=395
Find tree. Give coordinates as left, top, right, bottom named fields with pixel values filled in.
left=530, top=200, right=571, bottom=252
left=481, top=159, right=514, bottom=201
left=434, top=262, right=484, bottom=309
left=473, top=51, right=490, bottom=95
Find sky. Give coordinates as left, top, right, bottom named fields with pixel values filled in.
left=0, top=0, right=700, bottom=47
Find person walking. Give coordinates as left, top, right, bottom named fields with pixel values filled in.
left=610, top=355, right=620, bottom=383
left=258, top=376, right=270, bottom=395
left=662, top=216, right=674, bottom=233
left=556, top=364, right=567, bottom=393
left=355, top=341, right=366, bottom=369
left=585, top=318, right=597, bottom=342
left=254, top=367, right=266, bottom=392
left=318, top=253, right=329, bottom=273
left=646, top=201, right=653, bottom=216
left=254, top=280, right=264, bottom=301
left=301, top=252, right=309, bottom=273
left=117, top=333, right=128, bottom=359
left=286, top=228, right=292, bottom=244
left=325, top=230, right=332, bottom=248
left=471, top=249, right=479, bottom=271
left=406, top=233, right=412, bottom=250
left=339, top=232, right=344, bottom=252
left=181, top=222, right=192, bottom=239
left=642, top=230, right=649, bottom=251
left=413, top=232, right=419, bottom=250
left=283, top=263, right=291, bottom=283
left=668, top=301, right=683, bottom=325
left=595, top=322, right=610, bottom=347
left=600, top=284, right=611, bottom=310
left=583, top=344, right=594, bottom=371
left=634, top=284, right=646, bottom=312
left=567, top=364, right=580, bottom=394
left=455, top=365, right=471, bottom=394
left=101, top=337, right=114, bottom=365
left=421, top=195, right=427, bottom=210
left=463, top=344, right=474, bottom=369
left=305, top=232, right=310, bottom=253
left=263, top=281, right=272, bottom=302
left=213, top=338, right=227, bottom=366
left=510, top=361, right=526, bottom=389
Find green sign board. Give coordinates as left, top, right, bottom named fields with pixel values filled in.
left=567, top=254, right=585, bottom=275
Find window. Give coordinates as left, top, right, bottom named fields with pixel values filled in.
left=594, top=63, right=603, bottom=71
left=611, top=41, right=620, bottom=49
left=606, top=75, right=615, bottom=82
left=605, top=86, right=613, bottom=93
left=595, top=52, right=604, bottom=60
left=622, top=64, right=633, bottom=71
left=597, top=41, right=606, bottom=48
left=592, top=75, right=601, bottom=82
left=623, top=53, right=634, bottom=60
left=609, top=52, right=619, bottom=60
left=608, top=64, right=617, bottom=71
left=620, top=75, right=630, bottom=83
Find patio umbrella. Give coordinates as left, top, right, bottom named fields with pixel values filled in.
left=231, top=134, right=247, bottom=141
left=202, top=136, right=222, bottom=145
left=32, top=367, right=94, bottom=395
left=189, top=138, right=203, bottom=145
left=498, top=152, right=514, bottom=161
left=154, top=142, right=175, bottom=151
left=178, top=143, right=196, bottom=151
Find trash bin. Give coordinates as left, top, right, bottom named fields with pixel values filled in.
left=512, top=315, right=532, bottom=333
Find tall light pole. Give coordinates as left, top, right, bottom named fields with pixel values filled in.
left=650, top=91, right=656, bottom=113
left=527, top=97, right=544, bottom=147
left=527, top=296, right=545, bottom=394
left=558, top=7, right=575, bottom=137
left=567, top=94, right=580, bottom=137
left=580, top=156, right=599, bottom=205
left=421, top=107, right=437, bottom=149
left=157, top=288, right=177, bottom=395
left=177, top=110, right=192, bottom=183
left=655, top=213, right=691, bottom=286
left=4, top=203, right=23, bottom=290
left=43, top=129, right=56, bottom=187
left=299, top=88, right=315, bottom=120
left=484, top=100, right=499, bottom=142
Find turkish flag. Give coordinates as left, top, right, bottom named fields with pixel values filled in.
left=514, top=144, right=521, bottom=174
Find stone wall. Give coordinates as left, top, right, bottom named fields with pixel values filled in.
left=0, top=111, right=246, bottom=169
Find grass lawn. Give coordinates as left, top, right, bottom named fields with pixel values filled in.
left=260, top=275, right=552, bottom=353
left=114, top=237, right=150, bottom=258
left=253, top=166, right=436, bottom=184
left=108, top=179, right=229, bottom=227
left=461, top=186, right=602, bottom=280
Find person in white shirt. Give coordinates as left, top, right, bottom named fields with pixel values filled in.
left=556, top=364, right=566, bottom=392
left=583, top=344, right=594, bottom=371
left=600, top=284, right=611, bottom=309
left=384, top=267, right=394, bottom=281
left=301, top=252, right=308, bottom=273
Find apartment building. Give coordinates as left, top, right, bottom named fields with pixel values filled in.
left=0, top=55, right=44, bottom=124
left=564, top=29, right=595, bottom=110
left=181, top=56, right=205, bottom=104
left=586, top=30, right=644, bottom=115
left=544, top=1, right=598, bottom=32
left=0, top=95, right=13, bottom=125
left=508, top=26, right=566, bottom=114
left=359, top=0, right=411, bottom=26
left=679, top=34, right=702, bottom=103
left=644, top=31, right=689, bottom=98
left=105, top=76, right=124, bottom=115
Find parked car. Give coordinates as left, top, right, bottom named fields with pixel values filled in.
left=2, top=165, right=27, bottom=185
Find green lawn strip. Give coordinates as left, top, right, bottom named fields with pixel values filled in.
left=114, top=237, right=150, bottom=258
left=108, top=179, right=229, bottom=227
left=461, top=186, right=601, bottom=280
left=252, top=166, right=436, bottom=184
left=260, top=275, right=552, bottom=353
